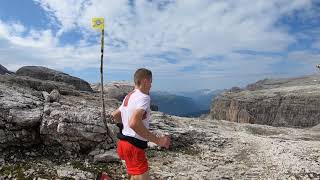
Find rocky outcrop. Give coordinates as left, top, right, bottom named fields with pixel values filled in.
left=0, top=65, right=13, bottom=75
left=16, top=66, right=93, bottom=92
left=40, top=94, right=117, bottom=153
left=0, top=83, right=42, bottom=149
left=210, top=75, right=320, bottom=127
left=0, top=74, right=80, bottom=96
left=0, top=74, right=118, bottom=153
left=91, top=81, right=134, bottom=101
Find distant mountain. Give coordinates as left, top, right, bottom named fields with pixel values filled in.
left=150, top=89, right=225, bottom=117
left=0, top=64, right=13, bottom=75
left=211, top=74, right=320, bottom=128
left=177, top=89, right=225, bottom=110
left=150, top=91, right=200, bottom=116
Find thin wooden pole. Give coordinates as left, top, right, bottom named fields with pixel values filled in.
left=100, top=29, right=106, bottom=123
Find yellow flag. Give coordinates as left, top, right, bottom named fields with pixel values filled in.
left=92, top=18, right=104, bottom=30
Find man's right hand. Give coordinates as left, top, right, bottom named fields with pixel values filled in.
left=156, top=135, right=171, bottom=149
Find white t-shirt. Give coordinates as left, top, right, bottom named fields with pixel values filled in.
left=119, top=89, right=151, bottom=141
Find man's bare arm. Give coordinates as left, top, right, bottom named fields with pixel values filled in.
left=129, top=109, right=170, bottom=148
left=111, top=108, right=122, bottom=123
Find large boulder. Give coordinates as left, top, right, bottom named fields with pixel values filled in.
left=40, top=95, right=117, bottom=153
left=0, top=83, right=43, bottom=149
left=210, top=75, right=320, bottom=127
left=0, top=75, right=118, bottom=153
left=16, top=66, right=93, bottom=92
left=0, top=74, right=80, bottom=96
left=91, top=81, right=134, bottom=101
left=0, top=64, right=13, bottom=75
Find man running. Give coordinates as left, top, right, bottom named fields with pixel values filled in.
left=112, top=68, right=171, bottom=180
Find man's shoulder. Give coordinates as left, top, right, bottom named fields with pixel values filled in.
left=135, top=94, right=150, bottom=103
left=132, top=94, right=150, bottom=106
left=133, top=90, right=150, bottom=100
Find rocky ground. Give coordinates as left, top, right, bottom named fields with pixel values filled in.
left=147, top=113, right=320, bottom=180
left=0, top=145, right=128, bottom=179
left=0, top=65, right=319, bottom=179
left=1, top=112, right=319, bottom=179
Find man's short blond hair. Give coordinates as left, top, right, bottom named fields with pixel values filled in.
left=134, top=68, right=152, bottom=86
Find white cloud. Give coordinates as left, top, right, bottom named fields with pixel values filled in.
left=33, top=0, right=88, bottom=35
left=0, top=0, right=318, bottom=91
left=288, top=50, right=320, bottom=70
left=0, top=21, right=24, bottom=37
left=34, top=0, right=311, bottom=55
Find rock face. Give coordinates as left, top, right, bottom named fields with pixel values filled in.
left=0, top=83, right=42, bottom=149
left=91, top=81, right=134, bottom=101
left=16, top=66, right=93, bottom=92
left=0, top=72, right=118, bottom=153
left=0, top=74, right=80, bottom=96
left=210, top=75, right=320, bottom=127
left=0, top=65, right=13, bottom=75
left=40, top=94, right=117, bottom=153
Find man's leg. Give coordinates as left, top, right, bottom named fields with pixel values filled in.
left=130, top=171, right=150, bottom=180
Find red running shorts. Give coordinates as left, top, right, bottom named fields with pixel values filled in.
left=117, top=140, right=149, bottom=175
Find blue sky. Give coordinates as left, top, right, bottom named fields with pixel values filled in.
left=0, top=0, right=320, bottom=92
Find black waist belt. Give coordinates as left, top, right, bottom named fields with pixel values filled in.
left=116, top=123, right=148, bottom=149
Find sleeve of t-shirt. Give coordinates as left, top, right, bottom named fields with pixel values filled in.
left=118, top=100, right=124, bottom=112
left=136, top=96, right=150, bottom=111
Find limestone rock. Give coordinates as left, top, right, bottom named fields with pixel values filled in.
left=0, top=64, right=13, bottom=75
left=39, top=94, right=117, bottom=153
left=0, top=75, right=117, bottom=153
left=49, top=89, right=61, bottom=102
left=210, top=75, right=320, bottom=127
left=92, top=81, right=133, bottom=101
left=16, top=66, right=93, bottom=92
left=0, top=83, right=42, bottom=148
left=146, top=112, right=320, bottom=180
left=0, top=74, right=80, bottom=96
left=93, top=149, right=120, bottom=163
left=42, top=91, right=50, bottom=102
